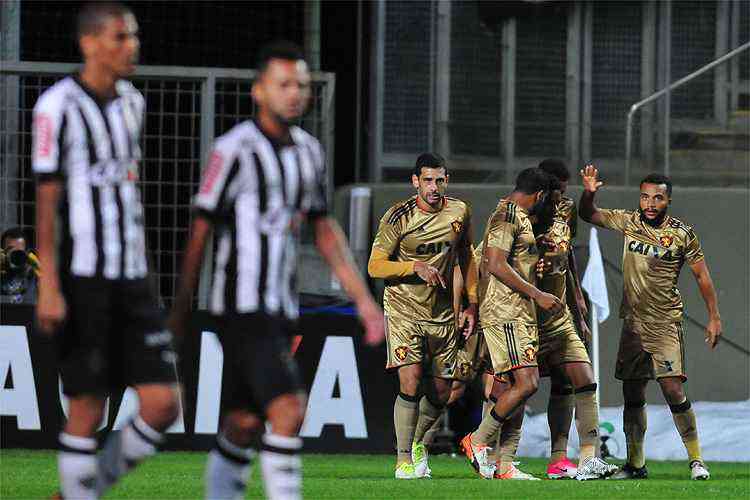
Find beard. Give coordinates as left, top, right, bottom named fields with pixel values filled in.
left=639, top=207, right=668, bottom=227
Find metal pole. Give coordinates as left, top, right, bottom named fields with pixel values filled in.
left=434, top=0, right=451, bottom=159
left=501, top=18, right=516, bottom=185
left=369, top=0, right=385, bottom=182
left=640, top=0, right=657, bottom=170
left=566, top=1, right=582, bottom=169
left=581, top=1, right=593, bottom=164
left=1, top=0, right=20, bottom=230
left=304, top=0, right=321, bottom=71
left=663, top=0, right=671, bottom=177
left=714, top=0, right=730, bottom=127
left=197, top=75, right=216, bottom=310
left=354, top=0, right=363, bottom=183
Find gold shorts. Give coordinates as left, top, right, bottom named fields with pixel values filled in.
left=452, top=329, right=488, bottom=382
left=538, top=316, right=591, bottom=377
left=482, top=321, right=539, bottom=375
left=615, top=319, right=686, bottom=381
left=385, top=315, right=457, bottom=379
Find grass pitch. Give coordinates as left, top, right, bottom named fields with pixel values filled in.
left=1, top=450, right=748, bottom=499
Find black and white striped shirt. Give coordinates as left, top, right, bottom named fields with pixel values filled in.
left=194, top=119, right=328, bottom=319
left=32, top=75, right=149, bottom=280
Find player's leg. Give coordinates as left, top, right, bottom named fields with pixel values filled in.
left=207, top=410, right=264, bottom=500
left=59, top=396, right=107, bottom=500
left=546, top=372, right=576, bottom=478
left=97, top=279, right=180, bottom=496
left=492, top=376, right=537, bottom=480
left=657, top=376, right=707, bottom=479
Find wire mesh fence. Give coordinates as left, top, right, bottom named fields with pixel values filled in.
left=0, top=63, right=335, bottom=306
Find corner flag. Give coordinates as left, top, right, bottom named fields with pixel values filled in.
left=582, top=227, right=610, bottom=322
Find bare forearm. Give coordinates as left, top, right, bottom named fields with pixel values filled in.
left=488, top=260, right=541, bottom=300
left=579, top=190, right=598, bottom=223
left=36, top=182, right=61, bottom=292
left=697, top=272, right=721, bottom=320
left=173, top=218, right=211, bottom=315
left=315, top=217, right=372, bottom=304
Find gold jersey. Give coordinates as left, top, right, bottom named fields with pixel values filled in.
left=598, top=209, right=704, bottom=323
left=478, top=199, right=540, bottom=326
left=537, top=197, right=577, bottom=331
left=372, top=195, right=472, bottom=324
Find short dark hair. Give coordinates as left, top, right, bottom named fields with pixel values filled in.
left=640, top=173, right=672, bottom=197
left=413, top=152, right=447, bottom=177
left=538, top=158, right=570, bottom=182
left=77, top=2, right=133, bottom=38
left=514, top=167, right=552, bottom=195
left=2, top=227, right=26, bottom=248
left=256, top=40, right=306, bottom=74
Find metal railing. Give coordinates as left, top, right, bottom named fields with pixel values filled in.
left=0, top=61, right=335, bottom=306
left=624, top=41, right=750, bottom=185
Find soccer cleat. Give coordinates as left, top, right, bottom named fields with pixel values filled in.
left=395, top=462, right=421, bottom=479
left=494, top=463, right=541, bottom=480
left=411, top=442, right=432, bottom=478
left=611, top=463, right=648, bottom=480
left=459, top=434, right=496, bottom=479
left=546, top=457, right=578, bottom=479
left=690, top=460, right=710, bottom=480
left=575, top=456, right=619, bottom=481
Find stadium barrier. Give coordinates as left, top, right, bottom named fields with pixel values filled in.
left=0, top=305, right=395, bottom=453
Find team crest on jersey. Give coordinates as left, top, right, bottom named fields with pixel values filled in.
left=395, top=346, right=410, bottom=361
left=524, top=347, right=536, bottom=363
left=659, top=235, right=674, bottom=248
left=451, top=219, right=463, bottom=234
left=459, top=362, right=471, bottom=378
left=558, top=241, right=569, bottom=253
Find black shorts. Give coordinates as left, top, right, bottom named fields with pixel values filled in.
left=216, top=312, right=304, bottom=414
left=57, top=276, right=177, bottom=396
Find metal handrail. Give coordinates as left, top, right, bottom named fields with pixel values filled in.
left=624, top=41, right=750, bottom=185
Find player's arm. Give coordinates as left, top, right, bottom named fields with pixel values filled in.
left=483, top=246, right=562, bottom=313
left=314, top=216, right=384, bottom=345
left=688, top=257, right=722, bottom=350
left=35, top=180, right=66, bottom=335
left=455, top=213, right=478, bottom=336
left=168, top=215, right=212, bottom=340
left=579, top=164, right=607, bottom=227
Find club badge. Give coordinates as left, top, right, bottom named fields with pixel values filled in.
left=394, top=346, right=410, bottom=361
left=524, top=347, right=536, bottom=363
left=659, top=235, right=674, bottom=248
left=451, top=219, right=463, bottom=234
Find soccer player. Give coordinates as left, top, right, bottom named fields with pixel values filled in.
left=169, top=41, right=384, bottom=500
left=579, top=165, right=721, bottom=480
left=534, top=159, right=618, bottom=480
left=458, top=167, right=562, bottom=479
left=368, top=153, right=477, bottom=479
left=33, top=3, right=180, bottom=499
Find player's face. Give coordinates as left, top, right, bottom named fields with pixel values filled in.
left=558, top=179, right=568, bottom=193
left=639, top=182, right=670, bottom=220
left=412, top=167, right=448, bottom=208
left=81, top=13, right=140, bottom=78
left=254, top=59, right=312, bottom=124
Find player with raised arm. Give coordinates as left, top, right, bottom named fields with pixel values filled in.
left=459, top=167, right=562, bottom=479
left=368, top=153, right=477, bottom=479
left=169, top=41, right=384, bottom=500
left=579, top=165, right=721, bottom=480
left=33, top=3, right=180, bottom=498
left=534, top=160, right=618, bottom=480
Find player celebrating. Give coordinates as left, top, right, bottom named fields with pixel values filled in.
left=460, top=167, right=562, bottom=479
left=579, top=166, right=721, bottom=480
left=534, top=160, right=618, bottom=480
left=169, top=41, right=384, bottom=500
left=368, top=153, right=476, bottom=479
left=33, top=3, right=180, bottom=498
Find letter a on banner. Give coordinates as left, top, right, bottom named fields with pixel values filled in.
left=0, top=326, right=41, bottom=429
left=300, top=336, right=367, bottom=438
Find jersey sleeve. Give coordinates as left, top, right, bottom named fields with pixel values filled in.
left=371, top=207, right=404, bottom=256
left=484, top=209, right=518, bottom=253
left=596, top=208, right=631, bottom=233
left=192, top=138, right=241, bottom=218
left=307, top=140, right=329, bottom=219
left=32, top=92, right=67, bottom=180
left=684, top=227, right=704, bottom=264
left=568, top=200, right=578, bottom=239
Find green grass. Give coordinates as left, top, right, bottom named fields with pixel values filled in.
left=1, top=450, right=749, bottom=499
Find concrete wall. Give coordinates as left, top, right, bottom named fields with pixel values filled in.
left=335, top=184, right=750, bottom=407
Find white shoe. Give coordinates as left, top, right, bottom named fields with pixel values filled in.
left=494, top=463, right=541, bottom=480
left=395, top=462, right=421, bottom=479
left=575, top=456, right=619, bottom=481
left=459, top=434, right=496, bottom=479
left=411, top=442, right=432, bottom=478
left=690, top=460, right=710, bottom=480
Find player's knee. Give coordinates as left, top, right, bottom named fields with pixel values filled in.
left=267, top=394, right=305, bottom=436
left=517, top=375, right=539, bottom=398
left=139, top=385, right=180, bottom=429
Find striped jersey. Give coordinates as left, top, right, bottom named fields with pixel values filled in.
left=193, top=119, right=328, bottom=319
left=32, top=75, right=149, bottom=280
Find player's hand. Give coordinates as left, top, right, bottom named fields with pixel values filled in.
left=358, top=298, right=385, bottom=346
left=534, top=290, right=562, bottom=314
left=705, top=317, right=722, bottom=350
left=414, top=261, right=446, bottom=288
left=535, top=235, right=556, bottom=252
left=458, top=303, right=478, bottom=339
left=580, top=164, right=604, bottom=193
left=36, top=287, right=67, bottom=336
left=535, top=257, right=552, bottom=277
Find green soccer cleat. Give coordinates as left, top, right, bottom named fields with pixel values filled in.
left=395, top=462, right=421, bottom=479
left=411, top=442, right=432, bottom=478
